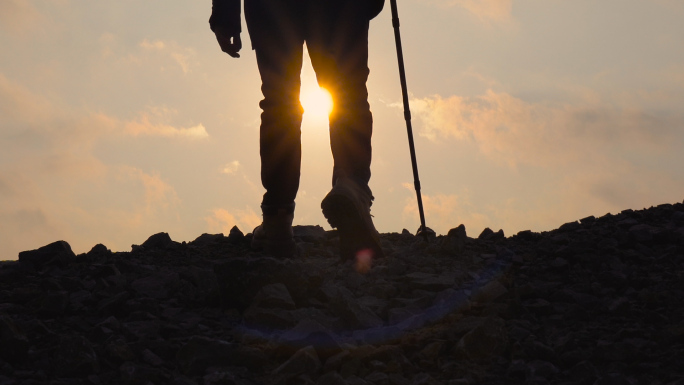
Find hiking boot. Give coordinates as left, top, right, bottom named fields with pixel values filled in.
left=251, top=204, right=296, bottom=258
left=321, top=178, right=384, bottom=260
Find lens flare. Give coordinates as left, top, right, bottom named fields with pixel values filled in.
left=355, top=249, right=373, bottom=274
left=300, top=86, right=333, bottom=120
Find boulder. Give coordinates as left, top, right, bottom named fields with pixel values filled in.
left=442, top=224, right=467, bottom=254
left=18, top=240, right=75, bottom=271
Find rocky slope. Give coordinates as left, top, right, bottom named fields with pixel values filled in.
left=2, top=201, right=684, bottom=385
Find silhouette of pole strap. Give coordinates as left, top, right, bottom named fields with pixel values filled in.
left=390, top=0, right=429, bottom=240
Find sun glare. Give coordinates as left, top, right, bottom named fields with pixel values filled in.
left=300, top=86, right=333, bottom=120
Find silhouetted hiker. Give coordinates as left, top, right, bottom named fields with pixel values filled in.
left=210, top=0, right=385, bottom=259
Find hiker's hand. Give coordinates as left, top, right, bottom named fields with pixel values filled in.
left=215, top=29, right=242, bottom=58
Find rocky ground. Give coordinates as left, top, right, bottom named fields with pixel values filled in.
left=2, top=202, right=684, bottom=385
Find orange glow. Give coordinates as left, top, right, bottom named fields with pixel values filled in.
left=300, top=86, right=333, bottom=120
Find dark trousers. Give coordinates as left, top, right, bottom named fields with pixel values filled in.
left=245, top=0, right=373, bottom=209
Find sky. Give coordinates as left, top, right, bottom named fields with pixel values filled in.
left=1, top=0, right=683, bottom=260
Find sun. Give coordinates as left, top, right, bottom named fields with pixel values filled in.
left=300, top=86, right=333, bottom=121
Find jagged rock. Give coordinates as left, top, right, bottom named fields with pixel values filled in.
left=142, top=349, right=164, bottom=367
left=441, top=224, right=467, bottom=254
left=18, top=240, right=75, bottom=270
left=0, top=317, right=29, bottom=364
left=594, top=373, right=638, bottom=385
left=278, top=319, right=343, bottom=359
left=52, top=335, right=99, bottom=376
left=404, top=272, right=454, bottom=291
left=214, top=257, right=300, bottom=310
left=323, top=350, right=350, bottom=373
left=294, top=225, right=327, bottom=243
left=471, top=280, right=508, bottom=304
left=243, top=306, right=295, bottom=330
left=455, top=317, right=508, bottom=362
left=273, top=345, right=321, bottom=376
left=317, top=371, right=348, bottom=385
left=176, top=336, right=238, bottom=375
left=411, top=373, right=440, bottom=385
left=192, top=233, right=224, bottom=245
left=106, top=339, right=136, bottom=362
left=526, top=360, right=559, bottom=379
left=559, top=221, right=581, bottom=231
left=478, top=228, right=504, bottom=241
left=418, top=340, right=445, bottom=362
left=569, top=361, right=598, bottom=383
left=3, top=202, right=684, bottom=384
left=365, top=371, right=389, bottom=383
left=252, top=283, right=296, bottom=310
left=433, top=289, right=470, bottom=315
left=346, top=375, right=370, bottom=385
left=228, top=225, right=245, bottom=242
left=322, top=284, right=383, bottom=329
left=87, top=243, right=112, bottom=258
left=180, top=266, right=218, bottom=294
left=203, top=370, right=237, bottom=385
left=131, top=270, right=180, bottom=299
left=388, top=307, right=418, bottom=325
left=140, top=232, right=178, bottom=249
left=36, top=291, right=69, bottom=316
left=120, top=361, right=171, bottom=384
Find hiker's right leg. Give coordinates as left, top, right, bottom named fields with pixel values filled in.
left=245, top=0, right=306, bottom=209
left=245, top=0, right=305, bottom=256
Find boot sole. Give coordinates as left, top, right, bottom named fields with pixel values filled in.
left=321, top=193, right=384, bottom=260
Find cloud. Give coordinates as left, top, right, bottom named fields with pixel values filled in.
left=0, top=74, right=206, bottom=258
left=452, top=0, right=512, bottom=23
left=0, top=0, right=44, bottom=34
left=423, top=0, right=513, bottom=24
left=118, top=167, right=181, bottom=215
left=205, top=207, right=261, bottom=235
left=222, top=161, right=241, bottom=175
left=402, top=89, right=684, bottom=236
left=122, top=106, right=209, bottom=139
left=124, top=117, right=208, bottom=139
left=138, top=38, right=196, bottom=74
left=0, top=73, right=62, bottom=127
left=221, top=160, right=240, bottom=175
left=410, top=90, right=682, bottom=168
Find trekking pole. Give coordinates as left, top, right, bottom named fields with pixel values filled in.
left=389, top=0, right=430, bottom=241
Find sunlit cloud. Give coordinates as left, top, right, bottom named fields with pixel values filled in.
left=123, top=106, right=208, bottom=139
left=404, top=90, right=684, bottom=235
left=222, top=161, right=241, bottom=175
left=140, top=39, right=166, bottom=50
left=124, top=118, right=208, bottom=139
left=120, top=166, right=181, bottom=215
left=0, top=73, right=204, bottom=258
left=205, top=207, right=261, bottom=235
left=138, top=38, right=196, bottom=74
left=410, top=90, right=682, bottom=168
